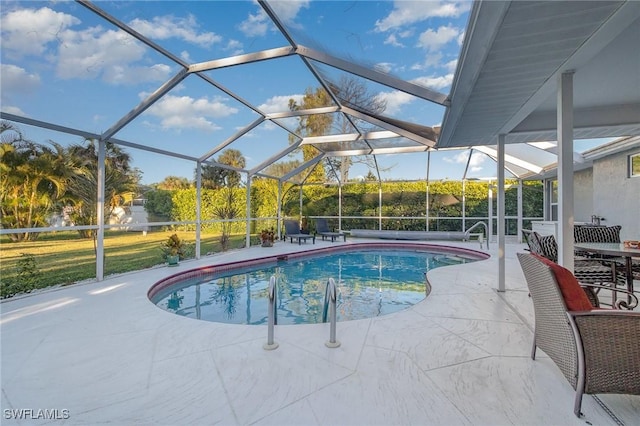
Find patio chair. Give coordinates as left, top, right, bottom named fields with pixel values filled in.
left=315, top=218, right=346, bottom=242
left=526, top=231, right=616, bottom=286
left=283, top=219, right=315, bottom=245
left=517, top=253, right=640, bottom=418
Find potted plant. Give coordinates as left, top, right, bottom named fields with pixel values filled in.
left=161, top=233, right=187, bottom=266
left=260, top=228, right=275, bottom=247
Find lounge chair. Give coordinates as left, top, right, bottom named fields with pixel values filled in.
left=315, top=218, right=346, bottom=242
left=283, top=219, right=315, bottom=245
left=517, top=253, right=639, bottom=417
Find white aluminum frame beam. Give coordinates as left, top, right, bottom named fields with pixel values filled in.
left=199, top=117, right=264, bottom=162
left=342, top=106, right=437, bottom=147
left=188, top=47, right=296, bottom=73
left=280, top=154, right=325, bottom=182
left=265, top=106, right=339, bottom=120
left=249, top=140, right=302, bottom=175
left=296, top=45, right=448, bottom=106
left=474, top=146, right=543, bottom=174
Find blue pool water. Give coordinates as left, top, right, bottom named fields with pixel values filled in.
left=151, top=249, right=478, bottom=325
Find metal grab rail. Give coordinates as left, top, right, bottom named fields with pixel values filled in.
left=263, top=275, right=279, bottom=350
left=466, top=221, right=489, bottom=249
left=323, top=278, right=341, bottom=348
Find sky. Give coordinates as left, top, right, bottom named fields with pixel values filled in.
left=0, top=0, right=606, bottom=185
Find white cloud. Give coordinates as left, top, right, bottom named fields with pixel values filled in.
left=374, top=91, right=414, bottom=115
left=458, top=30, right=466, bottom=46
left=417, top=25, right=460, bottom=52
left=444, top=150, right=487, bottom=172
left=238, top=11, right=270, bottom=37
left=412, top=74, right=454, bottom=90
left=269, top=1, right=310, bottom=25
left=56, top=27, right=172, bottom=84
left=2, top=105, right=26, bottom=116
left=375, top=1, right=470, bottom=32
left=223, top=39, right=244, bottom=55
left=0, top=7, right=80, bottom=56
left=144, top=94, right=239, bottom=132
left=180, top=51, right=191, bottom=62
left=383, top=34, right=404, bottom=47
left=258, top=94, right=303, bottom=114
left=129, top=15, right=221, bottom=48
left=374, top=62, right=393, bottom=73
left=445, top=59, right=458, bottom=73
left=239, top=0, right=309, bottom=37
left=1, top=64, right=41, bottom=93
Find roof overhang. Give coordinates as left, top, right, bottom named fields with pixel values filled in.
left=438, top=0, right=640, bottom=148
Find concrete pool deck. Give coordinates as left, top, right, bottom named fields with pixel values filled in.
left=1, top=239, right=639, bottom=425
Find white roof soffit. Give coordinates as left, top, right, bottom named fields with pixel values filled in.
left=438, top=1, right=640, bottom=149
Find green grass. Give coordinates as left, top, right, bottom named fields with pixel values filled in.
left=0, top=230, right=250, bottom=298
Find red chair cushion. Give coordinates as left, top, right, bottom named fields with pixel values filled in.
left=531, top=253, right=594, bottom=311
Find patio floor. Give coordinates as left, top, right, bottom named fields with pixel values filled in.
left=1, top=238, right=639, bottom=425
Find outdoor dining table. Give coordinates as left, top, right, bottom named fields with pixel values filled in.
left=574, top=242, right=640, bottom=305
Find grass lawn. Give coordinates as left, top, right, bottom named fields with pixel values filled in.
left=0, top=229, right=250, bottom=298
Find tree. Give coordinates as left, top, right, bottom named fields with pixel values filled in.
left=155, top=175, right=192, bottom=190
left=65, top=139, right=138, bottom=244
left=200, top=149, right=246, bottom=189
left=0, top=122, right=68, bottom=241
left=288, top=87, right=332, bottom=183
left=289, top=77, right=386, bottom=183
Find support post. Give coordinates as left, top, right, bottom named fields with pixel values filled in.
left=558, top=71, right=575, bottom=271
left=96, top=139, right=106, bottom=281
left=195, top=161, right=202, bottom=259
left=245, top=175, right=252, bottom=249
left=517, top=179, right=523, bottom=243
left=497, top=135, right=506, bottom=292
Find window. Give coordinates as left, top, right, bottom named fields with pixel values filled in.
left=630, top=153, right=640, bottom=178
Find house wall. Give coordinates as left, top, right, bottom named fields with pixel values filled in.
left=573, top=169, right=593, bottom=223
left=590, top=148, right=640, bottom=240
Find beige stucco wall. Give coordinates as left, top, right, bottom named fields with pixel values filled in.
left=573, top=169, right=593, bottom=223
left=589, top=148, right=640, bottom=240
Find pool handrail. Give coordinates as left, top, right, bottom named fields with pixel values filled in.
left=263, top=275, right=279, bottom=350
left=466, top=221, right=488, bottom=249
left=323, top=278, right=341, bottom=348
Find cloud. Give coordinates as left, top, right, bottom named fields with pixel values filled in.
left=417, top=25, right=460, bottom=52
left=180, top=51, right=191, bottom=62
left=129, top=15, right=221, bottom=48
left=445, top=59, right=458, bottom=73
left=374, top=91, right=414, bottom=115
left=383, top=34, right=404, bottom=48
left=223, top=39, right=244, bottom=55
left=238, top=11, right=270, bottom=37
left=0, top=6, right=80, bottom=57
left=1, top=64, right=41, bottom=93
left=144, top=94, right=239, bottom=132
left=55, top=26, right=173, bottom=84
left=258, top=94, right=303, bottom=114
left=375, top=1, right=470, bottom=32
left=374, top=62, right=393, bottom=73
left=238, top=0, right=309, bottom=37
left=3, top=105, right=26, bottom=116
left=412, top=74, right=454, bottom=90
left=444, top=150, right=487, bottom=172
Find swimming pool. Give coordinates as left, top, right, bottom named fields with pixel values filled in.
left=149, top=243, right=486, bottom=325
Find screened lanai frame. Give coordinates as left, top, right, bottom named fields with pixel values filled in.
left=2, top=0, right=636, bottom=286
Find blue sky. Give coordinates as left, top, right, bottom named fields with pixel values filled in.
left=1, top=0, right=583, bottom=184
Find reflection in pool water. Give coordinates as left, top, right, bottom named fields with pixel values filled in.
left=151, top=250, right=477, bottom=325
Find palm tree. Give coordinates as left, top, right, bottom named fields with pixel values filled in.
left=0, top=122, right=68, bottom=241
left=65, top=139, right=138, bottom=245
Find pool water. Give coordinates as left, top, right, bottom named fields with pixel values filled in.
left=151, top=250, right=476, bottom=325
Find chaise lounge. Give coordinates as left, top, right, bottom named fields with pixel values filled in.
left=283, top=219, right=315, bottom=245
left=315, top=218, right=346, bottom=242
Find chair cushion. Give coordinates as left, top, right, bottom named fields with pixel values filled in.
left=531, top=253, right=594, bottom=311
left=574, top=225, right=621, bottom=243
